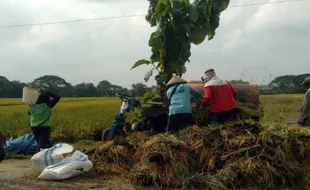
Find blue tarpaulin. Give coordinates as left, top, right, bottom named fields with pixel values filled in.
left=4, top=134, right=54, bottom=155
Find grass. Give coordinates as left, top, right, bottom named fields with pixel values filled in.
left=0, top=97, right=120, bottom=142
left=0, top=94, right=307, bottom=189
left=0, top=95, right=305, bottom=143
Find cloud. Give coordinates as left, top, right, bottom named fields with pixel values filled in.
left=0, top=0, right=309, bottom=87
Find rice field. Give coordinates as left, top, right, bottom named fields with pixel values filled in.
left=0, top=95, right=305, bottom=142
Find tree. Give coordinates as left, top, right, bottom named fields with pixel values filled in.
left=0, top=76, right=11, bottom=97
left=132, top=83, right=148, bottom=97
left=111, top=85, right=130, bottom=96
left=0, top=77, right=27, bottom=98
left=97, top=80, right=112, bottom=96
left=74, top=83, right=100, bottom=97
left=6, top=80, right=27, bottom=98
left=269, top=74, right=310, bottom=94
left=30, top=75, right=74, bottom=97
left=131, top=0, right=230, bottom=100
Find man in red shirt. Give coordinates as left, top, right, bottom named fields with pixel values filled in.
left=201, top=69, right=237, bottom=124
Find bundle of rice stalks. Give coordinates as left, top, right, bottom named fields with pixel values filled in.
left=92, top=132, right=148, bottom=175
left=182, top=174, right=226, bottom=190
left=183, top=121, right=310, bottom=189
left=236, top=102, right=263, bottom=122
left=183, top=122, right=261, bottom=173
left=132, top=134, right=193, bottom=188
left=191, top=101, right=263, bottom=126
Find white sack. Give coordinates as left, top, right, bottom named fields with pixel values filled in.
left=31, top=143, right=74, bottom=171
left=38, top=150, right=93, bottom=180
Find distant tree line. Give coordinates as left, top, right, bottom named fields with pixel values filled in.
left=260, top=74, right=310, bottom=94
left=1, top=74, right=309, bottom=98
left=0, top=75, right=150, bottom=98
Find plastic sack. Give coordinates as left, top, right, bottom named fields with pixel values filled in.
left=22, top=87, right=41, bottom=105
left=4, top=134, right=54, bottom=155
left=38, top=150, right=93, bottom=180
left=31, top=143, right=73, bottom=171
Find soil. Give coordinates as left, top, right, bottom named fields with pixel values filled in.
left=0, top=159, right=146, bottom=190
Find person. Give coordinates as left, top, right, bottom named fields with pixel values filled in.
left=28, top=88, right=60, bottom=152
left=200, top=69, right=237, bottom=124
left=297, top=77, right=310, bottom=126
left=166, top=75, right=201, bottom=132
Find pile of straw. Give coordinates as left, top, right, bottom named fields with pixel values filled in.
left=181, top=122, right=309, bottom=189
left=192, top=100, right=263, bottom=126
left=90, top=109, right=310, bottom=189
left=132, top=134, right=192, bottom=188
left=91, top=132, right=148, bottom=174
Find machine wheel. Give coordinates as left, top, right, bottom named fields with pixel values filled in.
left=102, top=127, right=125, bottom=141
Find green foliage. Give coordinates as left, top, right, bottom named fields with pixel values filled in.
left=131, top=59, right=151, bottom=70
left=0, top=77, right=26, bottom=98
left=269, top=74, right=310, bottom=94
left=0, top=75, right=133, bottom=98
left=131, top=83, right=148, bottom=97
left=132, top=0, right=230, bottom=100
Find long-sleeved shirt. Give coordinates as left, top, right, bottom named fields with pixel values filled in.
left=167, top=84, right=201, bottom=116
left=201, top=76, right=237, bottom=113
left=298, top=89, right=310, bottom=124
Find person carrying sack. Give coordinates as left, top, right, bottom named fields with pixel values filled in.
left=28, top=88, right=60, bottom=152
left=166, top=76, right=201, bottom=133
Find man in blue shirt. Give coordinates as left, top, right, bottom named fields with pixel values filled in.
left=166, top=76, right=201, bottom=132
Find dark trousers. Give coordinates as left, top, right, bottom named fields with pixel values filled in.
left=302, top=118, right=310, bottom=126
left=167, top=113, right=194, bottom=133
left=31, top=127, right=52, bottom=152
left=209, top=109, right=238, bottom=124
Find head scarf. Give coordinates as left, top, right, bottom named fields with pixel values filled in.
left=202, top=70, right=216, bottom=83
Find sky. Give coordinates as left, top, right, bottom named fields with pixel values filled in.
left=0, top=0, right=309, bottom=88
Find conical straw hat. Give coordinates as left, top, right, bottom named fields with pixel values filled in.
left=166, top=76, right=187, bottom=87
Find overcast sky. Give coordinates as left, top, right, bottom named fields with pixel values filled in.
left=0, top=0, right=309, bottom=88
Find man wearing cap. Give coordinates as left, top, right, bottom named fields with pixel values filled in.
left=297, top=77, right=310, bottom=126
left=166, top=75, right=201, bottom=132
left=201, top=69, right=237, bottom=124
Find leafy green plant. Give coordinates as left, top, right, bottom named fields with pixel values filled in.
left=131, top=0, right=230, bottom=100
